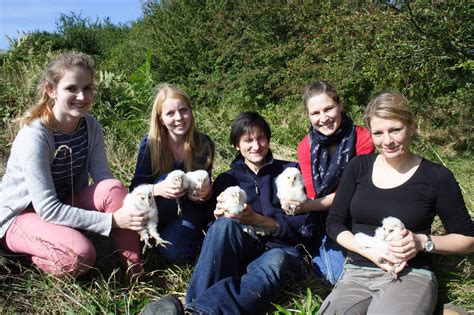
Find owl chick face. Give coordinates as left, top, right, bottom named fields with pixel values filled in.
left=220, top=185, right=247, bottom=215
left=382, top=225, right=397, bottom=241
left=288, top=172, right=303, bottom=187
left=196, top=177, right=206, bottom=188
left=136, top=192, right=153, bottom=207
left=286, top=174, right=296, bottom=187
left=168, top=170, right=186, bottom=188
left=230, top=191, right=241, bottom=203
left=192, top=174, right=209, bottom=190
left=172, top=175, right=183, bottom=187
left=381, top=217, right=405, bottom=241
left=280, top=167, right=303, bottom=187
left=132, top=185, right=154, bottom=207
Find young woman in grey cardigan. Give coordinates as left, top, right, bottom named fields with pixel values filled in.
left=0, top=53, right=147, bottom=278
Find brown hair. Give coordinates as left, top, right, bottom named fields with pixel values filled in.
left=18, top=53, right=95, bottom=129
left=303, top=80, right=341, bottom=110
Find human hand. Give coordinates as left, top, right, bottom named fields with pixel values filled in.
left=362, top=248, right=406, bottom=273
left=214, top=194, right=230, bottom=219
left=213, top=208, right=226, bottom=219
left=281, top=200, right=305, bottom=215
left=213, top=202, right=246, bottom=221
left=215, top=194, right=227, bottom=215
left=153, top=178, right=186, bottom=199
left=187, top=183, right=212, bottom=202
left=388, top=229, right=423, bottom=262
left=112, top=207, right=149, bottom=231
left=228, top=204, right=264, bottom=225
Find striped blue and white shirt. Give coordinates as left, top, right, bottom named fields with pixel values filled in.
left=52, top=118, right=88, bottom=200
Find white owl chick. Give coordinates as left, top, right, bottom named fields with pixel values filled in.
left=123, top=185, right=171, bottom=254
left=166, top=170, right=188, bottom=216
left=219, top=186, right=247, bottom=215
left=185, top=170, right=211, bottom=197
left=354, top=216, right=405, bottom=279
left=275, top=167, right=307, bottom=215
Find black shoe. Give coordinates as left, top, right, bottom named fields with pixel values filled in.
left=141, top=294, right=184, bottom=315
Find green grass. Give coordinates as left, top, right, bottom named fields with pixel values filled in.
left=0, top=106, right=472, bottom=314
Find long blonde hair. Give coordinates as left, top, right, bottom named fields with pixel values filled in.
left=148, top=83, right=212, bottom=176
left=18, top=53, right=95, bottom=129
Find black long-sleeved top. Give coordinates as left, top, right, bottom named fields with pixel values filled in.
left=327, top=153, right=474, bottom=269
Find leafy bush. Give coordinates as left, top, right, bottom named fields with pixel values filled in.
left=0, top=1, right=473, bottom=312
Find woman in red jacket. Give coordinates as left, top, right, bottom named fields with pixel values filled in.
left=293, top=81, right=374, bottom=285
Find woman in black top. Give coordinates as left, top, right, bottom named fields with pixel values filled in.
left=319, top=92, right=474, bottom=314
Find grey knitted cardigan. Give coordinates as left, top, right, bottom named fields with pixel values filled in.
left=0, top=115, right=115, bottom=238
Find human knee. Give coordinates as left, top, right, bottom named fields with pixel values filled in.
left=95, top=179, right=127, bottom=212
left=209, top=217, right=241, bottom=236
left=368, top=272, right=438, bottom=315
left=50, top=242, right=96, bottom=276
left=270, top=248, right=292, bottom=265
left=258, top=248, right=293, bottom=276
left=98, top=178, right=127, bottom=196
left=200, top=217, right=243, bottom=255
left=319, top=296, right=370, bottom=315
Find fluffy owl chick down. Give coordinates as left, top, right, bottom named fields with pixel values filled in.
left=275, top=167, right=307, bottom=215
left=166, top=170, right=188, bottom=216
left=354, top=216, right=405, bottom=279
left=220, top=186, right=247, bottom=215
left=123, top=184, right=171, bottom=253
left=185, top=170, right=211, bottom=197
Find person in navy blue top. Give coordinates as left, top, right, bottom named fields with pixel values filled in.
left=142, top=112, right=313, bottom=315
left=130, top=83, right=214, bottom=263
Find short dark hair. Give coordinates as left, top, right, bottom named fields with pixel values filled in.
left=230, top=111, right=271, bottom=147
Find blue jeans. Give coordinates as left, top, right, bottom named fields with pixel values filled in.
left=185, top=218, right=305, bottom=315
left=153, top=176, right=213, bottom=263
left=312, top=234, right=345, bottom=286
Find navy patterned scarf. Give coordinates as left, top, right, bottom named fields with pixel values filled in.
left=301, top=112, right=356, bottom=239
left=310, top=111, right=356, bottom=197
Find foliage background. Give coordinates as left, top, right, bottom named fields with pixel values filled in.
left=0, top=0, right=472, bottom=313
